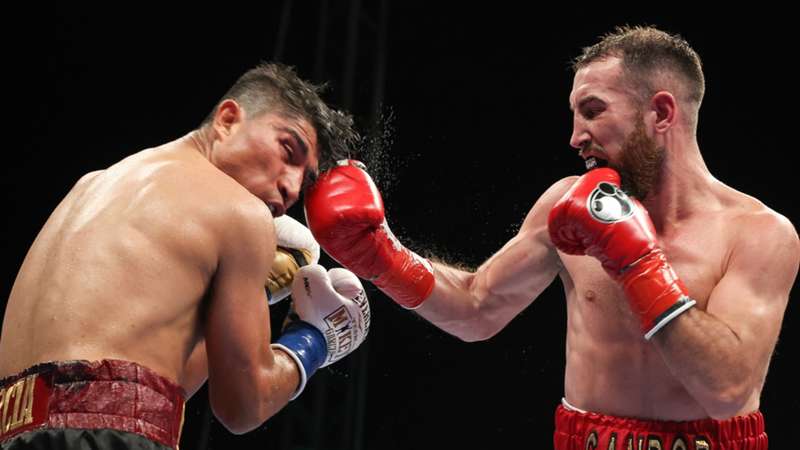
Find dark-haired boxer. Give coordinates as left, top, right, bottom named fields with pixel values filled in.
left=0, top=63, right=369, bottom=449
left=304, top=27, right=798, bottom=449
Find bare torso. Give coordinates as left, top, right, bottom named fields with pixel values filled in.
left=0, top=137, right=258, bottom=394
left=560, top=183, right=766, bottom=420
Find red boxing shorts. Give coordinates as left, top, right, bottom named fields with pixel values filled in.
left=554, top=403, right=767, bottom=450
left=0, top=360, right=185, bottom=449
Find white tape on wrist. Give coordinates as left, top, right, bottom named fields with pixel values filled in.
left=271, top=343, right=308, bottom=401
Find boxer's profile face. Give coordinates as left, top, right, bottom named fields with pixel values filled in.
left=569, top=57, right=664, bottom=199
left=211, top=101, right=319, bottom=217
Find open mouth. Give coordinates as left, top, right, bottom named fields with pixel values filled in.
left=585, top=156, right=609, bottom=171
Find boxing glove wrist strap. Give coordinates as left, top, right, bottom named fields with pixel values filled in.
left=373, top=224, right=435, bottom=309
left=373, top=249, right=435, bottom=309
left=618, top=249, right=696, bottom=340
left=273, top=321, right=327, bottom=400
left=374, top=261, right=435, bottom=309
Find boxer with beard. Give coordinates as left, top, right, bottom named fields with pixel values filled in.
left=304, top=26, right=799, bottom=449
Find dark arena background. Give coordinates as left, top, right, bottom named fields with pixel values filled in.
left=3, top=4, right=797, bottom=449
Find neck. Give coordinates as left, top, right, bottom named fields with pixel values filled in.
left=641, top=136, right=717, bottom=233
left=187, top=126, right=214, bottom=161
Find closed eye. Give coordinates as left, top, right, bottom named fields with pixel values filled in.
left=582, top=105, right=604, bottom=120
left=577, top=96, right=606, bottom=120
left=282, top=141, right=294, bottom=160
left=276, top=126, right=310, bottom=162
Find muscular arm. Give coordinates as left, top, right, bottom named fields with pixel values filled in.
left=204, top=201, right=300, bottom=434
left=415, top=178, right=575, bottom=341
left=653, top=212, right=799, bottom=419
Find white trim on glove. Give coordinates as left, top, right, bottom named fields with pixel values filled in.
left=271, top=343, right=309, bottom=401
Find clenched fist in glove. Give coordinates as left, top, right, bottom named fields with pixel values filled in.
left=548, top=168, right=695, bottom=340
left=304, top=160, right=435, bottom=309
left=273, top=265, right=370, bottom=399
left=266, top=215, right=320, bottom=304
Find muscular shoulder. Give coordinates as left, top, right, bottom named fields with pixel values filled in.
left=75, top=170, right=103, bottom=185
left=519, top=176, right=579, bottom=231
left=182, top=170, right=275, bottom=257
left=723, top=187, right=798, bottom=245
left=722, top=189, right=799, bottom=291
left=119, top=149, right=274, bottom=261
left=188, top=180, right=275, bottom=277
left=738, top=208, right=797, bottom=257
left=132, top=151, right=263, bottom=224
left=219, top=196, right=275, bottom=250
left=542, top=176, right=580, bottom=206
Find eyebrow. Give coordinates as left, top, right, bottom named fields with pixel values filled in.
left=571, top=95, right=604, bottom=112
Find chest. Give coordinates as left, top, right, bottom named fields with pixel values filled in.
left=560, top=219, right=731, bottom=336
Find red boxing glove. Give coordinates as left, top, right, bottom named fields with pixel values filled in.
left=304, top=160, right=435, bottom=308
left=547, top=168, right=695, bottom=339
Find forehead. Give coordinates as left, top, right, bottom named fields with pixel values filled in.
left=569, top=57, right=630, bottom=109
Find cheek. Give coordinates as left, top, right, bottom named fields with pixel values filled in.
left=591, top=122, right=626, bottom=151
left=256, top=151, right=288, bottom=184
left=610, top=120, right=633, bottom=141
left=260, top=147, right=285, bottom=171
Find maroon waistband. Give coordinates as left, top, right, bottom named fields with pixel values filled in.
left=0, top=360, right=186, bottom=449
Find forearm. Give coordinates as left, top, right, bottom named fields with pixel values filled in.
left=653, top=308, right=755, bottom=418
left=415, top=263, right=487, bottom=341
left=417, top=241, right=559, bottom=341
left=259, top=347, right=302, bottom=416
left=209, top=347, right=299, bottom=434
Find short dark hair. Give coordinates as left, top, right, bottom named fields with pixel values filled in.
left=201, top=63, right=358, bottom=169
left=573, top=26, right=705, bottom=128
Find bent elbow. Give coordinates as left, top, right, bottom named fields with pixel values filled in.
left=454, top=318, right=502, bottom=342
left=706, top=404, right=748, bottom=421
left=209, top=392, right=268, bottom=435
left=704, top=386, right=754, bottom=420
left=211, top=403, right=260, bottom=435
left=223, top=421, right=257, bottom=436
left=456, top=333, right=486, bottom=343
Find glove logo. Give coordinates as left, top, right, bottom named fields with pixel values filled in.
left=587, top=182, right=634, bottom=224
left=323, top=306, right=356, bottom=363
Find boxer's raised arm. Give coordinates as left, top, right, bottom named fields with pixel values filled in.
left=204, top=201, right=298, bottom=434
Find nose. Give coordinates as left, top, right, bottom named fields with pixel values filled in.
left=569, top=114, right=590, bottom=150
left=277, top=167, right=303, bottom=208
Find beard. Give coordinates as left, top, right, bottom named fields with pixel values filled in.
left=611, top=115, right=665, bottom=200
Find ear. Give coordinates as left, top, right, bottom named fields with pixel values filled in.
left=649, top=91, right=677, bottom=133
left=212, top=99, right=245, bottom=140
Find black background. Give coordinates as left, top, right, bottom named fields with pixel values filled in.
left=3, top=4, right=797, bottom=449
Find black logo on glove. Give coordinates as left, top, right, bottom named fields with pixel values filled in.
left=587, top=182, right=634, bottom=224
